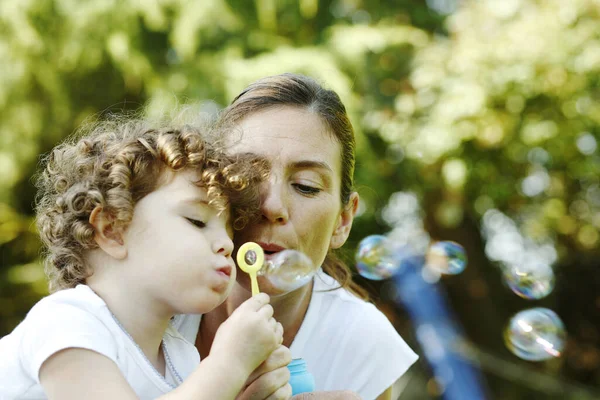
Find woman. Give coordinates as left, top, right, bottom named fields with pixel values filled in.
left=175, top=73, right=418, bottom=400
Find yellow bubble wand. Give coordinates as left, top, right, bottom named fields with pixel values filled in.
left=237, top=242, right=264, bottom=296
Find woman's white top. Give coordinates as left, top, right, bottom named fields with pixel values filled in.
left=174, top=270, right=419, bottom=400
left=0, top=285, right=199, bottom=400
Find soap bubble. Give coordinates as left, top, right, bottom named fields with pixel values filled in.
left=355, top=235, right=401, bottom=280
left=503, top=263, right=555, bottom=300
left=258, top=250, right=316, bottom=293
left=425, top=241, right=467, bottom=275
left=504, top=308, right=566, bottom=361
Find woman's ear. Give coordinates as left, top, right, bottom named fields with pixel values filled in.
left=89, top=206, right=127, bottom=260
left=330, top=192, right=359, bottom=250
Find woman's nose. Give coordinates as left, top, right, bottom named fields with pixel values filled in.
left=261, top=178, right=289, bottom=224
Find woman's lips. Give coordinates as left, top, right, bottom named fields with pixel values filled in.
left=256, top=242, right=286, bottom=260
left=256, top=242, right=286, bottom=252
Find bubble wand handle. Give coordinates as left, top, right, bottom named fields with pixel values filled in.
left=250, top=273, right=259, bottom=296
left=237, top=242, right=264, bottom=296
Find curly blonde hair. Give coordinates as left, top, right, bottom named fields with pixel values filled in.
left=35, top=116, right=269, bottom=292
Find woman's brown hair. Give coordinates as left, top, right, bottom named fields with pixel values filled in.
left=217, top=73, right=368, bottom=300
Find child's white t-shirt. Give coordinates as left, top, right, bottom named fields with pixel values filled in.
left=173, top=270, right=419, bottom=400
left=0, top=285, right=199, bottom=400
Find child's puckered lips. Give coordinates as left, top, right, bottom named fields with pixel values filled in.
left=215, top=265, right=232, bottom=277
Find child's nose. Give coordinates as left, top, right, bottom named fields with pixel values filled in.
left=213, top=233, right=233, bottom=257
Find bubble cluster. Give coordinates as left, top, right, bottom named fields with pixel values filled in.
left=258, top=250, right=316, bottom=293
left=355, top=235, right=402, bottom=280
left=504, top=308, right=566, bottom=361
left=425, top=241, right=467, bottom=275
left=503, top=263, right=555, bottom=300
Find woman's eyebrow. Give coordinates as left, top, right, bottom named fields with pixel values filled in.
left=289, top=160, right=333, bottom=173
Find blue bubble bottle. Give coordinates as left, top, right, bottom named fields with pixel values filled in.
left=287, top=358, right=315, bottom=395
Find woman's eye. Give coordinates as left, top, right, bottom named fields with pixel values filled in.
left=293, top=183, right=321, bottom=196
left=186, top=218, right=206, bottom=229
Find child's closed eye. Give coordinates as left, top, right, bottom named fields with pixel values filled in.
left=185, top=218, right=206, bottom=229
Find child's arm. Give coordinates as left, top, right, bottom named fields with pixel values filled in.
left=39, top=345, right=278, bottom=400
left=40, top=348, right=139, bottom=399
left=163, top=293, right=285, bottom=400
left=39, top=294, right=282, bottom=400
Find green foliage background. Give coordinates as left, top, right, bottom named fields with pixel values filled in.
left=1, top=0, right=599, bottom=398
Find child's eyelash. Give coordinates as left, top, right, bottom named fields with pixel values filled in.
left=185, top=218, right=206, bottom=229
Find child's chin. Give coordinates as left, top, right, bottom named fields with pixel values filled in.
left=192, top=296, right=228, bottom=314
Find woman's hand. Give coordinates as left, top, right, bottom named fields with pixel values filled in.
left=236, top=345, right=293, bottom=400
left=291, top=391, right=362, bottom=399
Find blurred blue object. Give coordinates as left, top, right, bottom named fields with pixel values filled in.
left=393, top=253, right=490, bottom=399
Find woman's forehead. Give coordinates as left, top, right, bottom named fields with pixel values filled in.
left=228, top=107, right=341, bottom=164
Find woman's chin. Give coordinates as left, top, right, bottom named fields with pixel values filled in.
left=235, top=274, right=311, bottom=297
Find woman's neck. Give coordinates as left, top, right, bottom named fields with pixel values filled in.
left=197, top=281, right=313, bottom=359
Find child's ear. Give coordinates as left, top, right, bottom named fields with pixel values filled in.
left=89, top=206, right=127, bottom=260
left=330, top=192, right=359, bottom=250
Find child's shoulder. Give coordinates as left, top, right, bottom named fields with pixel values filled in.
left=30, top=285, right=107, bottom=317
left=20, top=285, right=116, bottom=341
left=0, top=285, right=123, bottom=394
left=13, top=285, right=119, bottom=356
